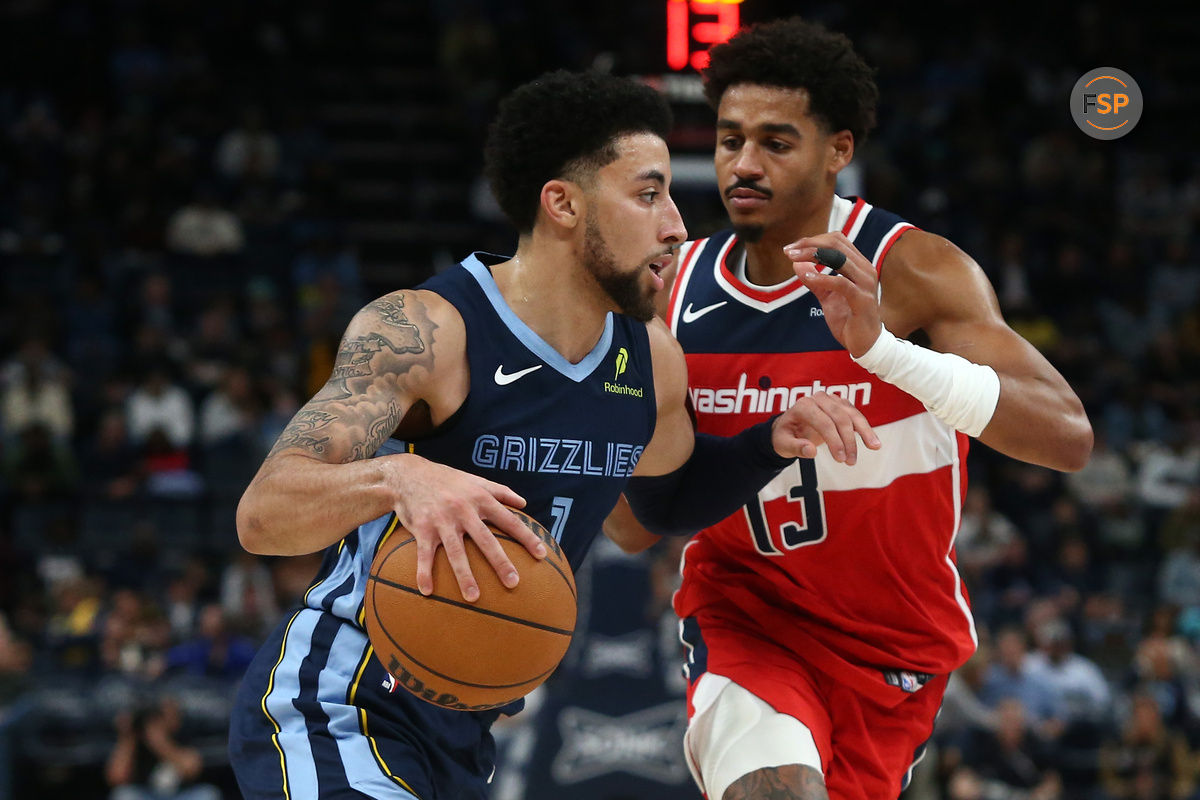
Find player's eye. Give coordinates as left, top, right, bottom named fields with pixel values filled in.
left=720, top=136, right=742, bottom=150
left=640, top=190, right=660, bottom=203
left=767, top=139, right=791, bottom=152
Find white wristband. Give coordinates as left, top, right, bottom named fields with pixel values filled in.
left=853, top=325, right=1000, bottom=437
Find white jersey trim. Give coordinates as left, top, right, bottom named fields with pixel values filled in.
left=870, top=221, right=916, bottom=268
left=712, top=241, right=813, bottom=313
left=835, top=195, right=871, bottom=241
left=947, top=437, right=979, bottom=648
left=811, top=411, right=958, bottom=491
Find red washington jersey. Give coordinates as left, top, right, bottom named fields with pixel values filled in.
left=667, top=196, right=977, bottom=705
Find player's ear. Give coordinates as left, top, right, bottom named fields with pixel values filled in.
left=539, top=179, right=583, bottom=230
left=828, top=129, right=854, bottom=174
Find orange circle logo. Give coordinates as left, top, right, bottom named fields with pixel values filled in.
left=1070, top=68, right=1143, bottom=140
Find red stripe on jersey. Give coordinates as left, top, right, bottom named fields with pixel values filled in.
left=717, top=241, right=800, bottom=304
left=876, top=223, right=916, bottom=274
left=841, top=197, right=867, bottom=235
left=666, top=240, right=704, bottom=329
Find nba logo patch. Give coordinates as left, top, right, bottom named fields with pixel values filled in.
left=883, top=669, right=932, bottom=694
left=381, top=673, right=398, bottom=693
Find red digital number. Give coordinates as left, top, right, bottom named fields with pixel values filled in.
left=666, top=0, right=742, bottom=71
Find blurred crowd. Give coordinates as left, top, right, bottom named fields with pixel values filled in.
left=1, top=1, right=1198, bottom=799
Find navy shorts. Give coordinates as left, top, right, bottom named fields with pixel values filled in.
left=229, top=608, right=500, bottom=800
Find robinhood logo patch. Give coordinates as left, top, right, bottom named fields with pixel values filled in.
left=605, top=347, right=643, bottom=397
left=614, top=347, right=628, bottom=380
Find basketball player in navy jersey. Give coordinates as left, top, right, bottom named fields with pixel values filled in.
left=228, top=70, right=879, bottom=800
left=605, top=17, right=1093, bottom=800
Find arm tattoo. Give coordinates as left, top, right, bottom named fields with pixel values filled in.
left=370, top=296, right=424, bottom=337
left=328, top=331, right=422, bottom=400
left=267, top=409, right=337, bottom=458
left=263, top=292, right=439, bottom=465
left=349, top=400, right=402, bottom=462
left=723, top=765, right=828, bottom=800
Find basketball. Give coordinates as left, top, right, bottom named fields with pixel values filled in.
left=364, top=508, right=576, bottom=711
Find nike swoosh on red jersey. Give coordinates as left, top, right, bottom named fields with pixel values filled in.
left=681, top=301, right=728, bottom=324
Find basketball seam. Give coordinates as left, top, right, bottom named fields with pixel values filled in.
left=370, top=522, right=578, bottom=602
left=366, top=579, right=555, bottom=694
left=369, top=525, right=580, bottom=599
left=495, top=530, right=578, bottom=601
left=367, top=574, right=574, bottom=636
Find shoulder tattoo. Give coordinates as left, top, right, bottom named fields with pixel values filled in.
left=265, top=294, right=439, bottom=463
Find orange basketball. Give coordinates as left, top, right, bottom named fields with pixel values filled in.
left=364, top=508, right=576, bottom=711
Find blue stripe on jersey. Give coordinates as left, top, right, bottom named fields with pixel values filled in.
left=322, top=630, right=420, bottom=798
left=264, top=610, right=321, bottom=796
left=462, top=254, right=614, bottom=382
left=303, top=513, right=395, bottom=619
left=256, top=609, right=422, bottom=800
left=297, top=612, right=349, bottom=796
left=318, top=575, right=355, bottom=614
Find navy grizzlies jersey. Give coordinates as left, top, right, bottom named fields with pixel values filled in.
left=399, top=252, right=657, bottom=570
left=230, top=253, right=657, bottom=800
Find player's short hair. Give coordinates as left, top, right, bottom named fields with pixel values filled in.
left=485, top=70, right=673, bottom=234
left=702, top=17, right=878, bottom=145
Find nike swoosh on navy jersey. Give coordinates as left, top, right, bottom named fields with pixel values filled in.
left=681, top=301, right=728, bottom=324
left=493, top=364, right=543, bottom=385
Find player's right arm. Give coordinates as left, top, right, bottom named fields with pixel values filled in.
left=236, top=290, right=544, bottom=602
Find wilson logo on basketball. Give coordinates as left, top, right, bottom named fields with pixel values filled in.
left=385, top=657, right=503, bottom=712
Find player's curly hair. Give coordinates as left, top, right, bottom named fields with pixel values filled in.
left=485, top=70, right=673, bottom=234
left=702, top=17, right=878, bottom=145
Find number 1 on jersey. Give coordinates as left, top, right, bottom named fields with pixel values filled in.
left=747, top=459, right=826, bottom=556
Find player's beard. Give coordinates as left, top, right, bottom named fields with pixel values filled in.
left=583, top=219, right=656, bottom=321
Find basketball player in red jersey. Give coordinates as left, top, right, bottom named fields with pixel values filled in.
left=606, top=17, right=1093, bottom=800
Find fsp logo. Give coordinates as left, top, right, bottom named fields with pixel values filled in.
left=1070, top=68, right=1143, bottom=140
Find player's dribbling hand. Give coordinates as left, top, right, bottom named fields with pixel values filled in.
left=784, top=233, right=883, bottom=358
left=771, top=391, right=881, bottom=465
left=388, top=454, right=545, bottom=602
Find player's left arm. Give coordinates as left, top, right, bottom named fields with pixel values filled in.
left=613, top=319, right=879, bottom=540
left=896, top=233, right=1092, bottom=469
left=791, top=230, right=1093, bottom=471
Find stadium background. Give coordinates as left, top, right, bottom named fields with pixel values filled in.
left=0, top=1, right=1197, bottom=798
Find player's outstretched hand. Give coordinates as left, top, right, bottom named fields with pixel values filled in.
left=771, top=391, right=881, bottom=465
left=389, top=454, right=544, bottom=602
left=784, top=233, right=883, bottom=358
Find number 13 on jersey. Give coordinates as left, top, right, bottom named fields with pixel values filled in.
left=747, top=459, right=826, bottom=556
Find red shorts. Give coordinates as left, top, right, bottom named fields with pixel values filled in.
left=682, top=616, right=947, bottom=800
